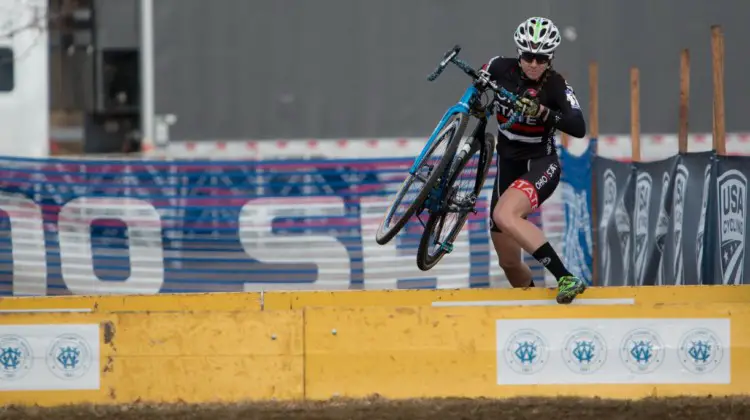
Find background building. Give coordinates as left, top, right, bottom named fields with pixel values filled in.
left=48, top=0, right=750, bottom=153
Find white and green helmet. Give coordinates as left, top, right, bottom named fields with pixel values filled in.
left=513, top=17, right=561, bottom=56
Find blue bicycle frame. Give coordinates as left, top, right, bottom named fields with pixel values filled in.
left=409, top=45, right=523, bottom=175
left=408, top=85, right=481, bottom=175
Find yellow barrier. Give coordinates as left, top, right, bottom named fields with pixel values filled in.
left=3, top=285, right=749, bottom=313
left=264, top=285, right=750, bottom=310
left=304, top=303, right=749, bottom=399
left=0, top=292, right=262, bottom=312
left=1, top=287, right=749, bottom=406
left=0, top=310, right=302, bottom=406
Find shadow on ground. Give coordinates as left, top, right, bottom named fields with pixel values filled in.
left=3, top=396, right=750, bottom=420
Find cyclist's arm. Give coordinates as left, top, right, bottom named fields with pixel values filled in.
left=542, top=77, right=586, bottom=138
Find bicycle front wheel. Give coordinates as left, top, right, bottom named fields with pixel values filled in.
left=375, top=112, right=468, bottom=245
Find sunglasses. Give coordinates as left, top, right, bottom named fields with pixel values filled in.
left=520, top=52, right=552, bottom=64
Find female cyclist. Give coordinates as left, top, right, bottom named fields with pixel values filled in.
left=480, top=16, right=587, bottom=304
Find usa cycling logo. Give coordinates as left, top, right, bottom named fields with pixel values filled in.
left=672, top=164, right=688, bottom=285
left=634, top=172, right=652, bottom=285
left=562, top=329, right=607, bottom=374
left=653, top=172, right=671, bottom=285
left=619, top=328, right=664, bottom=374
left=0, top=335, right=32, bottom=380
left=678, top=328, right=724, bottom=374
left=696, top=164, right=711, bottom=284
left=717, top=169, right=746, bottom=285
left=615, top=179, right=632, bottom=285
left=504, top=329, right=548, bottom=375
left=600, top=169, right=617, bottom=286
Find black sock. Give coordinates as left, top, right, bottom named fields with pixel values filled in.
left=532, top=242, right=573, bottom=281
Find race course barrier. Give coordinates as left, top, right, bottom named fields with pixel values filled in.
left=3, top=284, right=750, bottom=312
left=1, top=285, right=749, bottom=406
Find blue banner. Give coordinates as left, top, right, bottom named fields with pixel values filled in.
left=592, top=151, right=750, bottom=286
left=0, top=154, right=569, bottom=296
left=559, top=140, right=595, bottom=285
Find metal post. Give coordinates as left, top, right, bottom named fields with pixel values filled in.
left=139, top=0, right=155, bottom=153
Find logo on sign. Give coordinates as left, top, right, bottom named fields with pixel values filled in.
left=634, top=172, right=652, bottom=285
left=672, top=164, right=688, bottom=285
left=654, top=172, right=671, bottom=285
left=504, top=329, right=548, bottom=375
left=0, top=335, right=32, bottom=380
left=615, top=174, right=632, bottom=285
left=717, top=169, right=747, bottom=284
left=46, top=334, right=93, bottom=380
left=678, top=328, right=724, bottom=374
left=562, top=184, right=593, bottom=284
left=717, top=169, right=746, bottom=285
left=696, top=164, right=711, bottom=284
left=619, top=328, right=664, bottom=374
left=600, top=169, right=617, bottom=286
left=562, top=329, right=607, bottom=374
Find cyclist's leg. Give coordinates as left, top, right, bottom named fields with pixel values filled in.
left=492, top=155, right=585, bottom=303
left=489, top=158, right=533, bottom=288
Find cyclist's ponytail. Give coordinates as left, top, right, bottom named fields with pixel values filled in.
left=536, top=63, right=554, bottom=94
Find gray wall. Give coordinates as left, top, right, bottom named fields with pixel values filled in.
left=94, top=0, right=140, bottom=49
left=150, top=0, right=750, bottom=141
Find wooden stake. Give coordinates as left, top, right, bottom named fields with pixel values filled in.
left=678, top=49, right=690, bottom=154
left=711, top=25, right=726, bottom=155
left=630, top=67, right=641, bottom=162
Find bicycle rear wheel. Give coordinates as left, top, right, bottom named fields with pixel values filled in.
left=416, top=132, right=495, bottom=271
left=375, top=112, right=468, bottom=245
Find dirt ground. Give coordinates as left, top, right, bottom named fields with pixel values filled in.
left=2, top=396, right=750, bottom=420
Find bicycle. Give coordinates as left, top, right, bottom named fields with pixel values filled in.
left=375, top=45, right=526, bottom=271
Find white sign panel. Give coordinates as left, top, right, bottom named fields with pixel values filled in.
left=0, top=324, right=100, bottom=390
left=496, top=318, right=730, bottom=385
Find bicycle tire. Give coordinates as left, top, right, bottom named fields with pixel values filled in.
left=416, top=132, right=495, bottom=271
left=375, top=112, right=468, bottom=245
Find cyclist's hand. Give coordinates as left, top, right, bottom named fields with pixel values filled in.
left=476, top=69, right=492, bottom=88
left=514, top=96, right=542, bottom=118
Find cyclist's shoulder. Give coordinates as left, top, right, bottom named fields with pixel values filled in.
left=545, top=70, right=575, bottom=92
left=482, top=56, right=516, bottom=75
